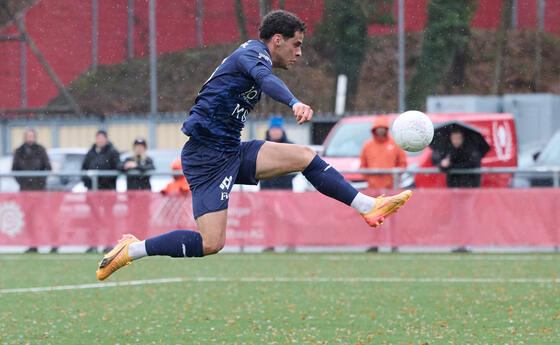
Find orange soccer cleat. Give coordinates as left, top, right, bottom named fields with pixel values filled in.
left=96, top=234, right=139, bottom=281
left=361, top=190, right=412, bottom=228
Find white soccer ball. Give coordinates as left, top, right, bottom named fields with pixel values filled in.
left=391, top=110, right=434, bottom=152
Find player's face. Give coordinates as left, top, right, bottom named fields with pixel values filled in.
left=272, top=31, right=303, bottom=70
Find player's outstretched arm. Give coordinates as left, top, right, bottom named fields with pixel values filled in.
left=292, top=101, right=313, bottom=124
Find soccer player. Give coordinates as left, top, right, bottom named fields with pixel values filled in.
left=96, top=10, right=411, bottom=280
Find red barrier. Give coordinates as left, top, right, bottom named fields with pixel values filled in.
left=0, top=189, right=558, bottom=247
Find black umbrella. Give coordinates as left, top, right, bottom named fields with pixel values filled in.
left=429, top=120, right=490, bottom=157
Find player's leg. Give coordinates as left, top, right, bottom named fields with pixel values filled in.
left=255, top=141, right=411, bottom=227
left=129, top=209, right=226, bottom=257
left=96, top=140, right=233, bottom=281
left=96, top=208, right=226, bottom=281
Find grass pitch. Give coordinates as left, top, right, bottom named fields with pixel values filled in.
left=0, top=253, right=559, bottom=344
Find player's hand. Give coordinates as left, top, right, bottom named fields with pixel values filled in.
left=292, top=102, right=313, bottom=124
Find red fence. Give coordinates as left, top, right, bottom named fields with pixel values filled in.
left=0, top=189, right=558, bottom=248
left=2, top=0, right=560, bottom=109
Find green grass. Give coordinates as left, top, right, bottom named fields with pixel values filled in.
left=1, top=253, right=559, bottom=344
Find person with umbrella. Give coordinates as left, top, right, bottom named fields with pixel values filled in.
left=430, top=121, right=490, bottom=188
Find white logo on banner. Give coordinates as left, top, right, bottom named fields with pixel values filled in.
left=492, top=121, right=513, bottom=161
left=0, top=201, right=25, bottom=238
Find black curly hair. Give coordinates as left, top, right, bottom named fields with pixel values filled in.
left=258, top=10, right=307, bottom=42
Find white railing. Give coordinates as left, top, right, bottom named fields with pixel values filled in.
left=0, top=167, right=559, bottom=190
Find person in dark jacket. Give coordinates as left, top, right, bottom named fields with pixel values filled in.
left=12, top=128, right=52, bottom=191
left=260, top=116, right=294, bottom=190
left=120, top=137, right=155, bottom=190
left=81, top=130, right=120, bottom=190
left=431, top=129, right=483, bottom=188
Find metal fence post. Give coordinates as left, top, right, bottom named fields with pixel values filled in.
left=90, top=171, right=99, bottom=190
left=149, top=0, right=157, bottom=115
left=196, top=0, right=203, bottom=47
left=397, top=0, right=405, bottom=113
left=92, top=0, right=98, bottom=71
left=20, top=11, right=27, bottom=108
left=127, top=0, right=134, bottom=58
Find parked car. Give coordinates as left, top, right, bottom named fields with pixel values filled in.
left=0, top=148, right=88, bottom=192
left=46, top=147, right=88, bottom=191
left=511, top=130, right=560, bottom=187
left=321, top=113, right=518, bottom=188
left=0, top=155, right=18, bottom=192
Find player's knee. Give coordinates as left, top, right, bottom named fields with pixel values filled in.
left=298, top=145, right=317, bottom=170
left=203, top=236, right=225, bottom=255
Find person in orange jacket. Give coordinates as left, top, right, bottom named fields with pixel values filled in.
left=161, top=157, right=190, bottom=194
left=359, top=116, right=407, bottom=189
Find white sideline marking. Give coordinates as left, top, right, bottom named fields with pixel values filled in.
left=1, top=276, right=559, bottom=294
left=0, top=254, right=558, bottom=261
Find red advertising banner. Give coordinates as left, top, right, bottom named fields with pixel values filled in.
left=0, top=189, right=558, bottom=247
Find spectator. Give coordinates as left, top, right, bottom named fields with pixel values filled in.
left=11, top=128, right=52, bottom=191
left=359, top=116, right=407, bottom=189
left=260, top=116, right=294, bottom=190
left=120, top=137, right=155, bottom=190
left=431, top=128, right=483, bottom=188
left=81, top=130, right=120, bottom=190
left=161, top=157, right=190, bottom=194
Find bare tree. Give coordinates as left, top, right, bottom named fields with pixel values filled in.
left=534, top=0, right=545, bottom=91
left=259, top=0, right=271, bottom=19
left=234, top=0, right=248, bottom=42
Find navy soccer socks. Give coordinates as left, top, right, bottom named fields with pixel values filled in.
left=144, top=230, right=204, bottom=258
left=302, top=155, right=359, bottom=206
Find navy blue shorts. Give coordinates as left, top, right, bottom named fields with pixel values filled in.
left=181, top=139, right=265, bottom=219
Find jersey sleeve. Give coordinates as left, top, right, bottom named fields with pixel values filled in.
left=237, top=47, right=273, bottom=75
left=237, top=49, right=297, bottom=107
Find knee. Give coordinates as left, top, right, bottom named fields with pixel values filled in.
left=202, top=234, right=225, bottom=255
left=297, top=145, right=317, bottom=170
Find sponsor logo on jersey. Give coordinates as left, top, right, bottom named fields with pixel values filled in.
left=231, top=104, right=248, bottom=122
left=258, top=52, right=271, bottom=64
left=240, top=86, right=259, bottom=101
left=220, top=176, right=233, bottom=200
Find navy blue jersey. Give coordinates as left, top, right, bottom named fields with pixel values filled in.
left=182, top=40, right=296, bottom=152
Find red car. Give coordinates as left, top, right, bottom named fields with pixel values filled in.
left=320, top=113, right=518, bottom=188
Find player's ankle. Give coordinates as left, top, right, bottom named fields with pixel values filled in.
left=351, top=192, right=376, bottom=214
left=128, top=240, right=147, bottom=259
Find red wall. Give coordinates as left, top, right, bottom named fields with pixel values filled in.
left=0, top=0, right=558, bottom=110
